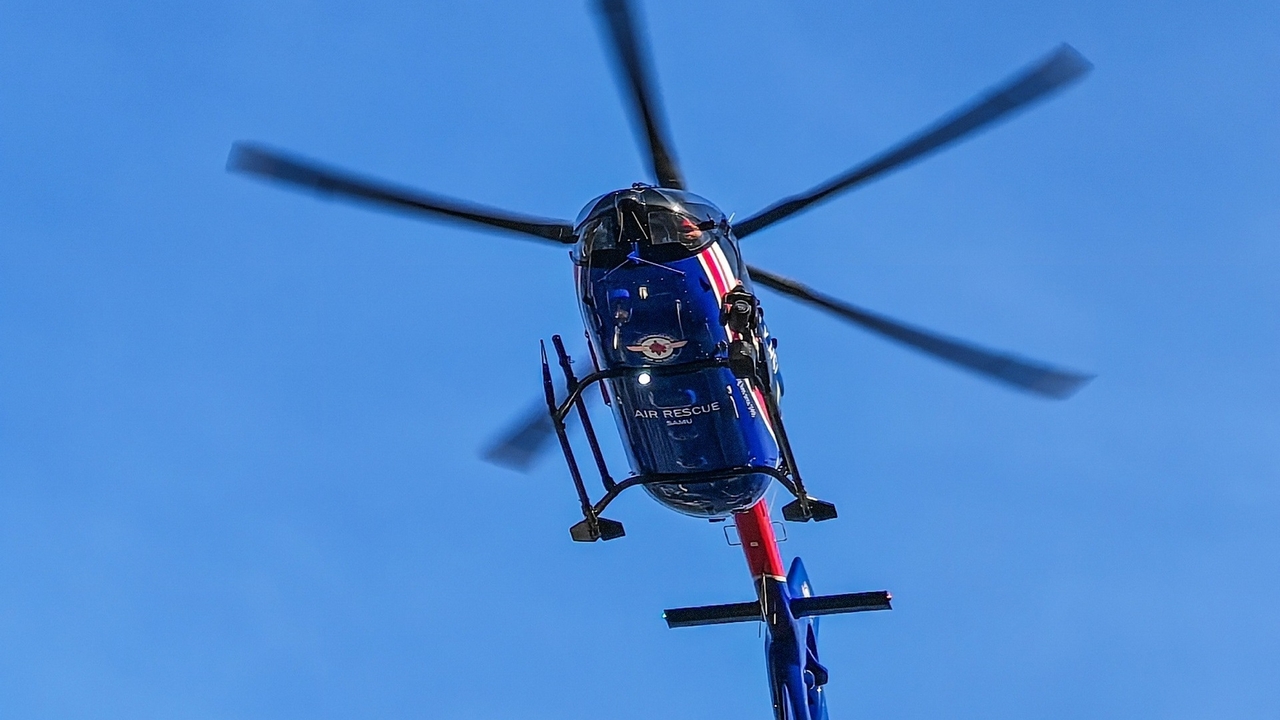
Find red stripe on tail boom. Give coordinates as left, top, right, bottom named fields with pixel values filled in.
left=733, top=500, right=785, bottom=579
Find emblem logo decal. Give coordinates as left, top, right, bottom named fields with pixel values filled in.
left=626, top=335, right=689, bottom=362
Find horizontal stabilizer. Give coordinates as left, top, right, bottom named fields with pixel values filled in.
left=791, top=591, right=892, bottom=617
left=663, top=601, right=761, bottom=628
left=664, top=590, right=892, bottom=628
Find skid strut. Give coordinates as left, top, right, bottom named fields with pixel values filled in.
left=543, top=338, right=625, bottom=542
left=542, top=331, right=836, bottom=542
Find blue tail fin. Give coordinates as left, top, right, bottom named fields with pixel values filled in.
left=787, top=556, right=812, bottom=598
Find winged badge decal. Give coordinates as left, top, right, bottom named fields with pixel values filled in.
left=627, top=335, right=689, bottom=362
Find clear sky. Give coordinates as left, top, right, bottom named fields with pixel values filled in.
left=1, top=1, right=1277, bottom=718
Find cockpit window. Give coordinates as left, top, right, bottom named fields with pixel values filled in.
left=647, top=211, right=714, bottom=250
left=581, top=213, right=621, bottom=253
left=576, top=212, right=627, bottom=267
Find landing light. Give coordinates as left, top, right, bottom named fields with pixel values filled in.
left=637, top=372, right=652, bottom=386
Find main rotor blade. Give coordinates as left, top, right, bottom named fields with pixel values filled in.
left=482, top=400, right=557, bottom=472
left=227, top=143, right=576, bottom=244
left=734, top=45, right=1091, bottom=239
left=747, top=265, right=1092, bottom=399
left=483, top=366, right=600, bottom=472
left=595, top=0, right=686, bottom=189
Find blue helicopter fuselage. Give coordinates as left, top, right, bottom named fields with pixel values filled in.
left=573, top=186, right=784, bottom=518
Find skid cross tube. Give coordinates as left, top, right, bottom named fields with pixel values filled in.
left=589, top=464, right=801, bottom=517
left=542, top=338, right=835, bottom=541
left=551, top=357, right=728, bottom=423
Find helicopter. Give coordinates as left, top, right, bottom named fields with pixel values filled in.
left=227, top=1, right=1092, bottom=718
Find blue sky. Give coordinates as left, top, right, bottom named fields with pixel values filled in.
left=1, top=1, right=1277, bottom=718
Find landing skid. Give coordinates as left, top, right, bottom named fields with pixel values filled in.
left=541, top=334, right=837, bottom=541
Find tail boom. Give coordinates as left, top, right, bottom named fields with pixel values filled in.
left=662, top=500, right=891, bottom=720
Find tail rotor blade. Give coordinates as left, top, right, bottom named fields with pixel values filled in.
left=228, top=143, right=576, bottom=243
left=734, top=45, right=1091, bottom=238
left=747, top=265, right=1092, bottom=399
left=595, top=0, right=686, bottom=189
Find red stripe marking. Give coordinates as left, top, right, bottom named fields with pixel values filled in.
left=733, top=500, right=785, bottom=579
left=700, top=247, right=729, bottom=297
left=710, top=243, right=738, bottom=288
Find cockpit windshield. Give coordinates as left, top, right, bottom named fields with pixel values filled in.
left=574, top=187, right=727, bottom=267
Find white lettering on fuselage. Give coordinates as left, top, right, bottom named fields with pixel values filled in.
left=633, top=401, right=721, bottom=421
left=735, top=379, right=759, bottom=418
